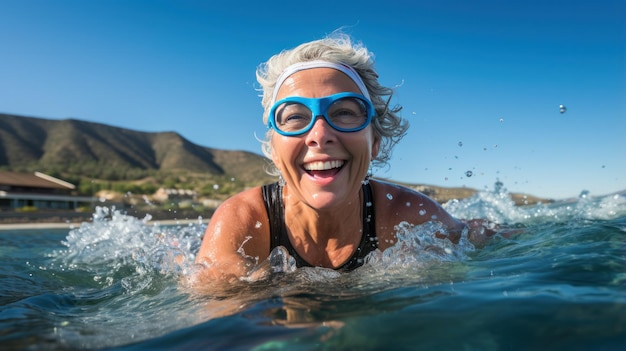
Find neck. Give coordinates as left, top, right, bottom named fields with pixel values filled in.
left=282, top=185, right=364, bottom=265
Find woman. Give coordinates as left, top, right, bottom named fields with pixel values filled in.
left=194, top=34, right=495, bottom=282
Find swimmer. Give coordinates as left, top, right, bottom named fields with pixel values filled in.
left=194, top=33, right=501, bottom=283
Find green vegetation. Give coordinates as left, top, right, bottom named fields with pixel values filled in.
left=0, top=113, right=551, bottom=212
left=16, top=206, right=38, bottom=212
left=0, top=113, right=277, bottom=201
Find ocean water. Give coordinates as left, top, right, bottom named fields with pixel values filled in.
left=1, top=187, right=625, bottom=351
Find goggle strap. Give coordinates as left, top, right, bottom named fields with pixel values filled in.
left=270, top=60, right=370, bottom=105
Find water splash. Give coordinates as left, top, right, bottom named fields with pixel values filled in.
left=570, top=191, right=626, bottom=220
left=38, top=189, right=626, bottom=349
left=443, top=181, right=626, bottom=225
left=443, top=182, right=522, bottom=224
left=52, top=189, right=626, bottom=290
left=51, top=206, right=205, bottom=291
left=366, top=221, right=474, bottom=270
left=41, top=207, right=210, bottom=349
left=49, top=189, right=626, bottom=299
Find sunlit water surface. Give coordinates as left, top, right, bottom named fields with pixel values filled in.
left=1, top=187, right=625, bottom=350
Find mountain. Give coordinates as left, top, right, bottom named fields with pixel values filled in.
left=0, top=113, right=276, bottom=185
left=0, top=113, right=552, bottom=205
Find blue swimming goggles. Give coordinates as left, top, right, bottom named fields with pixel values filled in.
left=268, top=92, right=376, bottom=136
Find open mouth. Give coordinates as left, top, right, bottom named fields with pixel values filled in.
left=303, top=160, right=345, bottom=178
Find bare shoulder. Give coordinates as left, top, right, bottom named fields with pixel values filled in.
left=195, top=185, right=271, bottom=266
left=369, top=180, right=463, bottom=247
left=214, top=185, right=268, bottom=220
left=369, top=180, right=442, bottom=219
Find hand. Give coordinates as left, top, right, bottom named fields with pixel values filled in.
left=464, top=219, right=523, bottom=247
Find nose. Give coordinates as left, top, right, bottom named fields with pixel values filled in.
left=305, top=115, right=336, bottom=147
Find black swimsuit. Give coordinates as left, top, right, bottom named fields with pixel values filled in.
left=261, top=182, right=379, bottom=271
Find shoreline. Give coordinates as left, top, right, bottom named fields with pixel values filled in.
left=0, top=218, right=209, bottom=231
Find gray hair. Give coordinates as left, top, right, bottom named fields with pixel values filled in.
left=256, top=33, right=408, bottom=173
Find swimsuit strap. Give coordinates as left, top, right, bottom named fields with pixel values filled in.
left=262, top=182, right=285, bottom=252
left=263, top=182, right=311, bottom=267
left=262, top=181, right=379, bottom=271
left=344, top=180, right=379, bottom=270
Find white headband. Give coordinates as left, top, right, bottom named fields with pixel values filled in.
left=271, top=60, right=371, bottom=105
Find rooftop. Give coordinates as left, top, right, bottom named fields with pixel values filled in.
left=0, top=171, right=76, bottom=190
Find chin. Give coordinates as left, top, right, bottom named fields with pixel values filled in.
left=302, top=184, right=354, bottom=209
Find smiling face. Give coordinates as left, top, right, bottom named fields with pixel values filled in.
left=271, top=67, right=380, bottom=210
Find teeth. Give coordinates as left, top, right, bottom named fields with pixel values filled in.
left=304, top=160, right=344, bottom=171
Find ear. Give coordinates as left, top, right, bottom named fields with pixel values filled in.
left=270, top=141, right=282, bottom=173
left=371, top=136, right=381, bottom=160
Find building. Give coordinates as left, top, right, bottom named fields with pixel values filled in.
left=152, top=187, right=198, bottom=202
left=0, top=171, right=95, bottom=211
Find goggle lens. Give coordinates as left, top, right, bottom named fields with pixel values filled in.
left=269, top=93, right=375, bottom=136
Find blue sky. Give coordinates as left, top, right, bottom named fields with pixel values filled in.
left=1, top=0, right=624, bottom=199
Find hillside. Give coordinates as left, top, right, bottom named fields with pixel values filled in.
left=0, top=113, right=550, bottom=206
left=0, top=113, right=277, bottom=193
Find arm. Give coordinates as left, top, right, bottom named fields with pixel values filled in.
left=415, top=199, right=514, bottom=248
left=192, top=187, right=270, bottom=292
left=414, top=200, right=502, bottom=247
left=371, top=181, right=504, bottom=248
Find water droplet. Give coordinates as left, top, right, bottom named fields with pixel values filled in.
left=405, top=202, right=411, bottom=207
left=255, top=221, right=262, bottom=228
left=465, top=170, right=473, bottom=177
left=419, top=209, right=426, bottom=216
left=386, top=193, right=393, bottom=200
left=499, top=118, right=504, bottom=123
left=559, top=104, right=567, bottom=113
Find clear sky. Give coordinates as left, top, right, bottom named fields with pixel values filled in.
left=1, top=0, right=624, bottom=199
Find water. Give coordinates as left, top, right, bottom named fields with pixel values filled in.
left=1, top=187, right=625, bottom=350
